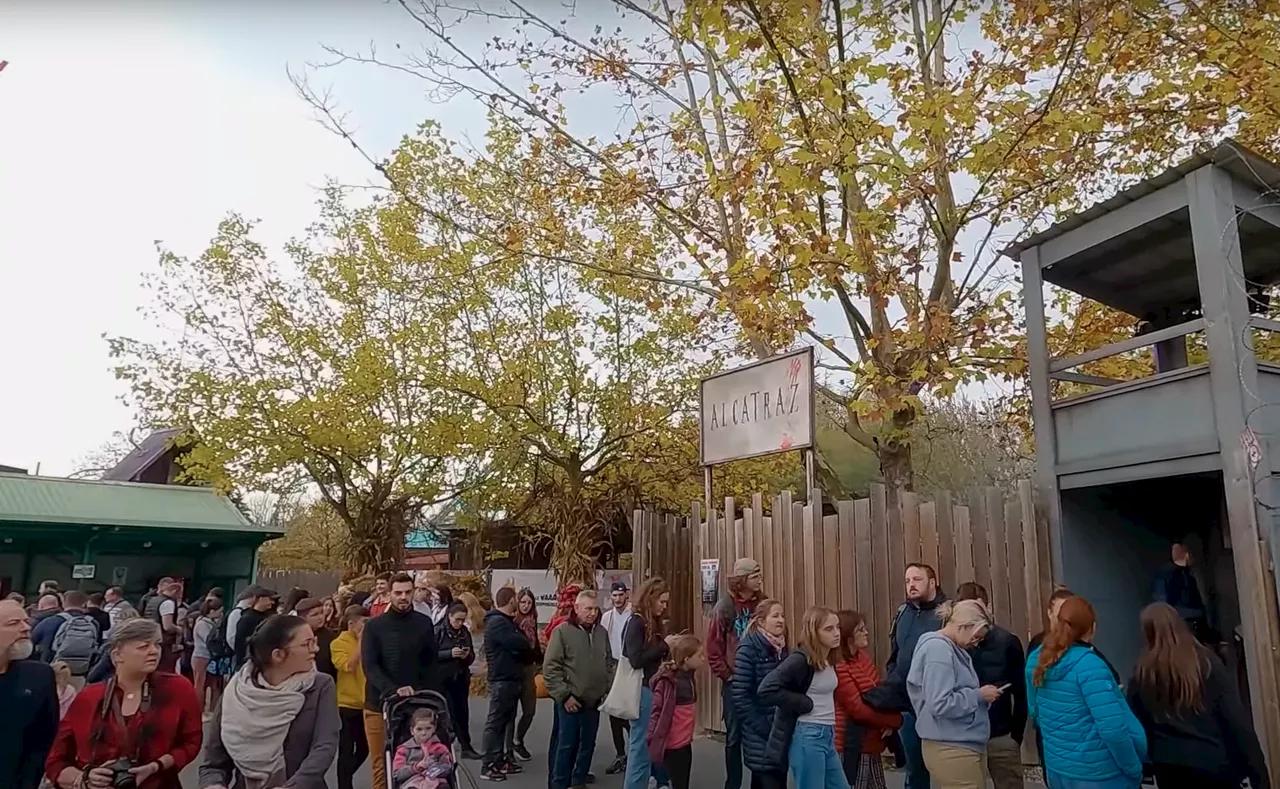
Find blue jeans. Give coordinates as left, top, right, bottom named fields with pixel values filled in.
left=625, top=686, right=670, bottom=789
left=1046, top=774, right=1142, bottom=789
left=552, top=701, right=600, bottom=789
left=787, top=722, right=845, bottom=789
left=899, top=712, right=930, bottom=789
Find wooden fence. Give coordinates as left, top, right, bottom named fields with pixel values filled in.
left=632, top=481, right=1054, bottom=734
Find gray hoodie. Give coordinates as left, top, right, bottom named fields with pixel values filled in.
left=905, top=631, right=990, bottom=752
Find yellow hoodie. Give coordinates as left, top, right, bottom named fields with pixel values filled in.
left=331, top=630, right=367, bottom=709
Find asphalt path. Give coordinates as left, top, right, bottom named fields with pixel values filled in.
left=181, top=697, right=1048, bottom=788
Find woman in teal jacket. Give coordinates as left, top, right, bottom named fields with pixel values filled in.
left=1026, top=596, right=1146, bottom=789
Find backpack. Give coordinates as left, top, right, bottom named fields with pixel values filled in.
left=52, top=612, right=101, bottom=675
left=206, top=612, right=234, bottom=660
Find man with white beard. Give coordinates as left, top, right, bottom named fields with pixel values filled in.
left=0, top=599, right=59, bottom=789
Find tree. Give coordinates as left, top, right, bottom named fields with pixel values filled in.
left=109, top=201, right=478, bottom=573
left=258, top=499, right=351, bottom=571
left=305, top=0, right=1277, bottom=505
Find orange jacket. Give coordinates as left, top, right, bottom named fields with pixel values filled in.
left=834, top=650, right=902, bottom=754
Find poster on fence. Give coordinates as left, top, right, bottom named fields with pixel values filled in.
left=700, top=559, right=719, bottom=604
left=490, top=569, right=633, bottom=624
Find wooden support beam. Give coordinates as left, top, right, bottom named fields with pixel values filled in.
left=1040, top=179, right=1189, bottom=267
left=1251, top=316, right=1280, bottom=335
left=1049, top=318, right=1204, bottom=373
left=1022, top=247, right=1064, bottom=581
left=1049, top=371, right=1123, bottom=387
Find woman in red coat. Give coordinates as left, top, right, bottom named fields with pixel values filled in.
left=46, top=618, right=202, bottom=789
left=834, top=610, right=902, bottom=789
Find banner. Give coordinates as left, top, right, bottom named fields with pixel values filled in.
left=490, top=569, right=634, bottom=624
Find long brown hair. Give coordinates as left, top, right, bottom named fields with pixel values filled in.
left=633, top=577, right=669, bottom=643
left=1131, top=602, right=1206, bottom=716
left=837, top=610, right=865, bottom=662
left=1033, top=596, right=1095, bottom=686
left=798, top=606, right=839, bottom=670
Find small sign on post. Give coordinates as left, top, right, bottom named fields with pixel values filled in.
left=71, top=564, right=96, bottom=580
left=700, top=558, right=720, bottom=604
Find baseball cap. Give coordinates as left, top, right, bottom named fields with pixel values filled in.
left=611, top=581, right=629, bottom=593
left=242, top=584, right=278, bottom=601
left=732, top=558, right=762, bottom=577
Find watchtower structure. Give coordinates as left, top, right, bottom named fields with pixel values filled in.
left=1009, top=140, right=1280, bottom=772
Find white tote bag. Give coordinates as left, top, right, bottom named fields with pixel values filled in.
left=600, top=659, right=643, bottom=720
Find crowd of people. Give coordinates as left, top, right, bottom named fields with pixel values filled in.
left=0, top=543, right=1273, bottom=789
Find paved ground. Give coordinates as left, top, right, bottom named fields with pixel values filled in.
left=181, top=697, right=1045, bottom=788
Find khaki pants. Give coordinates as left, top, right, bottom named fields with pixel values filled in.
left=986, top=735, right=1024, bottom=789
left=364, top=710, right=387, bottom=789
left=921, top=741, right=988, bottom=789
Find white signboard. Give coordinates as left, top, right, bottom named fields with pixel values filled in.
left=72, top=564, right=96, bottom=580
left=700, top=347, right=815, bottom=466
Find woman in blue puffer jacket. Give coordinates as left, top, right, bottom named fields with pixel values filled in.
left=731, top=598, right=789, bottom=789
left=1027, top=595, right=1146, bottom=789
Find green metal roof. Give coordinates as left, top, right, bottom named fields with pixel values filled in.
left=0, top=472, right=268, bottom=534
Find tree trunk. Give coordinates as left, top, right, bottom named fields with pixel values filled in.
left=877, top=406, right=917, bottom=519
left=345, top=506, right=407, bottom=574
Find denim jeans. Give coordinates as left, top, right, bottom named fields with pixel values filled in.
left=552, top=701, right=601, bottom=789
left=625, top=686, right=670, bottom=789
left=1046, top=774, right=1142, bottom=789
left=787, top=722, right=846, bottom=789
left=721, top=682, right=742, bottom=789
left=899, top=712, right=931, bottom=789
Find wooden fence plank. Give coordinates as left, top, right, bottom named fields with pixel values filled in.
left=920, top=502, right=940, bottom=581
left=935, top=491, right=956, bottom=590
left=1005, top=498, right=1029, bottom=640
left=1019, top=480, right=1045, bottom=636
left=752, top=494, right=766, bottom=571
left=779, top=491, right=795, bottom=631
left=902, top=491, right=922, bottom=564
left=870, top=486, right=892, bottom=669
left=823, top=513, right=841, bottom=610
left=969, top=489, right=993, bottom=593
left=791, top=499, right=806, bottom=623
left=854, top=497, right=874, bottom=620
left=838, top=501, right=858, bottom=612
left=954, top=504, right=975, bottom=586
left=803, top=502, right=819, bottom=610
left=724, top=497, right=738, bottom=574
left=986, top=488, right=1011, bottom=626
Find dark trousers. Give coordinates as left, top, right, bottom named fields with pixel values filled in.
left=749, top=771, right=786, bottom=789
left=720, top=682, right=742, bottom=789
left=337, top=707, right=370, bottom=789
left=666, top=745, right=692, bottom=789
left=899, top=712, right=930, bottom=789
left=441, top=675, right=474, bottom=751
left=505, top=665, right=538, bottom=753
left=1151, top=765, right=1239, bottom=789
left=551, top=701, right=601, bottom=789
left=484, top=679, right=522, bottom=769
left=609, top=715, right=630, bottom=758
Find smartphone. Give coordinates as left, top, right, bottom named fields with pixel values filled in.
left=998, top=683, right=1012, bottom=692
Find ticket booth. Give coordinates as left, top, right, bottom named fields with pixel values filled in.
left=1009, top=139, right=1280, bottom=779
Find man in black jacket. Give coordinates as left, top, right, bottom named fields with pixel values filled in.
left=956, top=582, right=1027, bottom=789
left=0, top=598, right=59, bottom=789
left=886, top=563, right=948, bottom=789
left=362, top=573, right=438, bottom=789
left=233, top=586, right=279, bottom=670
left=482, top=586, right=534, bottom=782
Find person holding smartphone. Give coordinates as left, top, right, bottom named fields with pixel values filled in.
left=434, top=602, right=480, bottom=759
left=955, top=583, right=1028, bottom=789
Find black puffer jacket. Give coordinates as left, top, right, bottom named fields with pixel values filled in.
left=484, top=609, right=532, bottom=683
left=758, top=651, right=817, bottom=774
left=433, top=619, right=475, bottom=685
left=731, top=632, right=789, bottom=775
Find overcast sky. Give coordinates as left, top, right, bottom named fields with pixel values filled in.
left=0, top=1, right=467, bottom=475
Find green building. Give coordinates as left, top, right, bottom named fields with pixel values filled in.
left=0, top=471, right=281, bottom=599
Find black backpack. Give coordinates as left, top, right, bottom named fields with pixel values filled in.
left=206, top=613, right=233, bottom=660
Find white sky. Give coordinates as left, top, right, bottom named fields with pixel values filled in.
left=0, top=2, right=451, bottom=475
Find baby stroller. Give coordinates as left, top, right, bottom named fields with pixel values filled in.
left=383, top=690, right=477, bottom=789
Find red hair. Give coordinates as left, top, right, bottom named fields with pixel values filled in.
left=1033, top=596, right=1095, bottom=687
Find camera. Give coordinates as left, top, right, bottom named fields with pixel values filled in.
left=103, top=758, right=137, bottom=789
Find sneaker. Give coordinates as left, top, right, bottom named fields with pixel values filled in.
left=481, top=767, right=507, bottom=782
left=513, top=742, right=533, bottom=762
left=604, top=757, right=626, bottom=775
left=501, top=762, right=524, bottom=775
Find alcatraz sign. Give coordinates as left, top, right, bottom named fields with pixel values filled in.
left=700, top=347, right=815, bottom=466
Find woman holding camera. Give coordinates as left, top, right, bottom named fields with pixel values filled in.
left=199, top=613, right=340, bottom=789
left=45, top=618, right=204, bottom=789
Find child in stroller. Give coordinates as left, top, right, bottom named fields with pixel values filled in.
left=385, top=691, right=461, bottom=789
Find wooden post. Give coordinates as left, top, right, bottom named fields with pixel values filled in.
left=1022, top=246, right=1066, bottom=581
